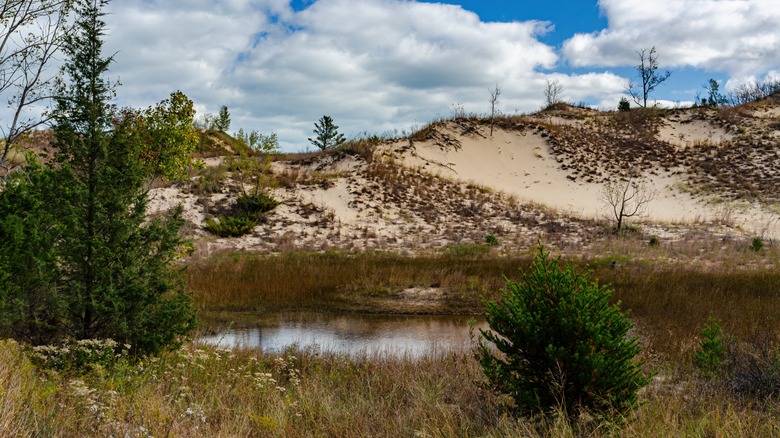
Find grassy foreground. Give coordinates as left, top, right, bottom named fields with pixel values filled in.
left=3, top=247, right=780, bottom=436
left=1, top=339, right=779, bottom=437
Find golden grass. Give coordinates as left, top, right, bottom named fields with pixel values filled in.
left=186, top=250, right=525, bottom=316
left=2, top=339, right=780, bottom=437
left=187, top=248, right=780, bottom=361
left=4, top=243, right=780, bottom=435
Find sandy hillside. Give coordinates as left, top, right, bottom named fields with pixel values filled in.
left=148, top=97, right=780, bottom=255
left=398, top=121, right=707, bottom=222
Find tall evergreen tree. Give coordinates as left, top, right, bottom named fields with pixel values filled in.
left=0, top=0, right=196, bottom=355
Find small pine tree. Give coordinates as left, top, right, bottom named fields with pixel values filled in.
left=750, top=236, right=764, bottom=252
left=618, top=97, right=631, bottom=112
left=308, top=115, right=346, bottom=150
left=694, top=315, right=725, bottom=378
left=215, top=105, right=231, bottom=132
left=475, top=244, right=650, bottom=419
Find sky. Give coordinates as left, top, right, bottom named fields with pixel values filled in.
left=97, top=0, right=780, bottom=151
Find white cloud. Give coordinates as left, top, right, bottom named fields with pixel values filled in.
left=102, top=0, right=626, bottom=151
left=563, top=0, right=780, bottom=80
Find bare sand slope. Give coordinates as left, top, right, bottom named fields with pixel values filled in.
left=399, top=126, right=712, bottom=224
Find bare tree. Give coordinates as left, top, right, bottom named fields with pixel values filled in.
left=544, top=79, right=564, bottom=108
left=626, top=46, right=671, bottom=108
left=488, top=83, right=501, bottom=136
left=601, top=171, right=655, bottom=233
left=728, top=79, right=780, bottom=105
left=1, top=0, right=72, bottom=173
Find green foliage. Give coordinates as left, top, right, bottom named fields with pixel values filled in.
left=618, top=97, right=631, bottom=112
left=0, top=162, right=63, bottom=344
left=116, top=91, right=199, bottom=184
left=196, top=129, right=245, bottom=157
left=0, top=0, right=196, bottom=357
left=649, top=235, right=660, bottom=246
left=485, top=234, right=498, bottom=246
left=205, top=215, right=257, bottom=238
left=206, top=130, right=279, bottom=238
left=226, top=130, right=279, bottom=197
left=189, top=165, right=226, bottom=195
left=475, top=244, right=649, bottom=419
left=309, top=115, right=346, bottom=150
left=236, top=192, right=279, bottom=218
left=703, top=79, right=728, bottom=107
left=750, top=236, right=764, bottom=252
left=204, top=193, right=278, bottom=238
left=215, top=105, right=231, bottom=132
left=694, top=316, right=725, bottom=378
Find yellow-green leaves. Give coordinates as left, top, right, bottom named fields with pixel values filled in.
left=118, top=91, right=199, bottom=184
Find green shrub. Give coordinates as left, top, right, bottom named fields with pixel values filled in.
left=235, top=192, right=279, bottom=219
left=485, top=234, right=498, bottom=246
left=189, top=166, right=226, bottom=195
left=618, top=97, right=631, bottom=112
left=205, top=215, right=257, bottom=237
left=751, top=236, right=764, bottom=252
left=475, top=244, right=650, bottom=419
left=694, top=316, right=724, bottom=378
left=649, top=236, right=659, bottom=246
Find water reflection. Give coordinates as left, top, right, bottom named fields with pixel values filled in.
left=198, top=312, right=487, bottom=357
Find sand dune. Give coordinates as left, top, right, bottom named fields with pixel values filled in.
left=148, top=100, right=780, bottom=255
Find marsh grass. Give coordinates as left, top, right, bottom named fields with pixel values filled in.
left=186, top=250, right=527, bottom=315
left=187, top=250, right=780, bottom=362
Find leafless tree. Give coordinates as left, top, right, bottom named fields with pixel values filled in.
left=728, top=79, right=780, bottom=105
left=1, top=0, right=72, bottom=174
left=488, top=83, right=501, bottom=136
left=626, top=46, right=671, bottom=108
left=544, top=79, right=564, bottom=108
left=601, top=171, right=655, bottom=233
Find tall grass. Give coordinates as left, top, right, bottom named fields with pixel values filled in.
left=2, top=339, right=780, bottom=436
left=187, top=250, right=780, bottom=363
left=4, top=247, right=780, bottom=435
left=186, top=249, right=527, bottom=315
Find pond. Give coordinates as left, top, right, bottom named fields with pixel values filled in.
left=198, top=312, right=488, bottom=358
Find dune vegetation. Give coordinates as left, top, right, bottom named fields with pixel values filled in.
left=3, top=2, right=780, bottom=435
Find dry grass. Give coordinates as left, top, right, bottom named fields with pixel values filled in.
left=187, top=248, right=780, bottom=357
left=186, top=250, right=524, bottom=316
left=4, top=245, right=780, bottom=436
left=2, top=337, right=780, bottom=436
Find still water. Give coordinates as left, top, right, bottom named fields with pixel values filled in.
left=198, top=312, right=487, bottom=357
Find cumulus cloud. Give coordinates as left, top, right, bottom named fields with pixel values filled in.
left=563, top=0, right=780, bottom=81
left=102, top=0, right=626, bottom=150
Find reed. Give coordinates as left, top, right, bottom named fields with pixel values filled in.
left=186, top=250, right=529, bottom=315
left=187, top=250, right=780, bottom=362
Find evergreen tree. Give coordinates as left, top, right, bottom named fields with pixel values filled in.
left=475, top=244, right=649, bottom=419
left=308, top=115, right=346, bottom=150
left=0, top=160, right=64, bottom=344
left=0, top=0, right=196, bottom=355
left=215, top=105, right=230, bottom=132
